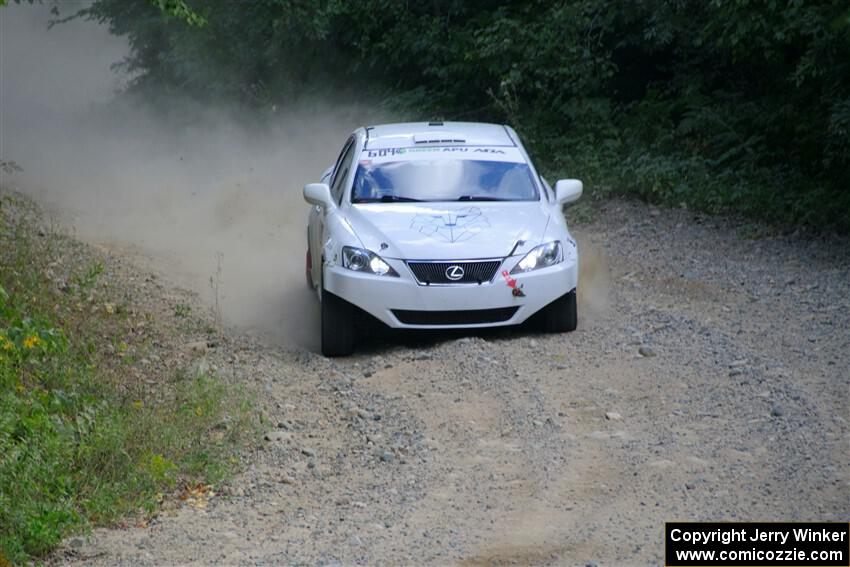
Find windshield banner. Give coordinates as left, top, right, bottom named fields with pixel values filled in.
left=361, top=146, right=526, bottom=164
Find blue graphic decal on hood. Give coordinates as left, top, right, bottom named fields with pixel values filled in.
left=409, top=207, right=490, bottom=243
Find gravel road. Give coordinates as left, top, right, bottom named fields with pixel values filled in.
left=56, top=200, right=849, bottom=566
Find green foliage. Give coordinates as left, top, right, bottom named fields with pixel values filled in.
left=149, top=0, right=206, bottom=27
left=78, top=0, right=850, bottom=231
left=0, top=194, right=256, bottom=564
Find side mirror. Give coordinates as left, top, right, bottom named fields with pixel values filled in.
left=555, top=179, right=582, bottom=205
left=304, top=183, right=334, bottom=209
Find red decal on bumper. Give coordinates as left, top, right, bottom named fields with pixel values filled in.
left=501, top=270, right=525, bottom=297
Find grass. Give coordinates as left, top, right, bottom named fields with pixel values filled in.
left=0, top=192, right=257, bottom=564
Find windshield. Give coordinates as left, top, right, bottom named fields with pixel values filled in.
left=352, top=159, right=539, bottom=203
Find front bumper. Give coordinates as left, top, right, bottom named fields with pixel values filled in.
left=323, top=257, right=578, bottom=329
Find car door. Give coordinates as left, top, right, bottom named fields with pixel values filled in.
left=308, top=136, right=356, bottom=289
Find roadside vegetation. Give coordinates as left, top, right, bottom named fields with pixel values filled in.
left=0, top=192, right=256, bottom=564
left=74, top=0, right=850, bottom=233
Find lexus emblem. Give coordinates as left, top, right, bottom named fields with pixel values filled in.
left=445, top=265, right=465, bottom=281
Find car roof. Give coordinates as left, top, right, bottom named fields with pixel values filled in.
left=364, top=121, right=516, bottom=150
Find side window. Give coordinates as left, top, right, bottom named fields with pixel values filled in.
left=331, top=139, right=357, bottom=204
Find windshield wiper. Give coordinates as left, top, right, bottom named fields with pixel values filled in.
left=457, top=195, right=511, bottom=201
left=381, top=195, right=423, bottom=202
left=354, top=195, right=423, bottom=203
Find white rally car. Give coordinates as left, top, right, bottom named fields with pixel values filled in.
left=304, top=122, right=582, bottom=356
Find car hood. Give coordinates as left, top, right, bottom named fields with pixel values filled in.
left=346, top=202, right=550, bottom=260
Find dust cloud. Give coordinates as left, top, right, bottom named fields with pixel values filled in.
left=0, top=2, right=392, bottom=349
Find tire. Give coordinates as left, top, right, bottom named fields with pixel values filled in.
left=321, top=289, right=355, bottom=357
left=538, top=289, right=577, bottom=333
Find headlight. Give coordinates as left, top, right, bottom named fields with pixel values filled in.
left=342, top=246, right=399, bottom=277
left=510, top=241, right=563, bottom=273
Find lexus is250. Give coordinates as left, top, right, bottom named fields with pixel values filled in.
left=303, top=121, right=582, bottom=356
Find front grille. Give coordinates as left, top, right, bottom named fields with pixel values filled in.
left=406, top=260, right=502, bottom=285
left=392, top=306, right=519, bottom=326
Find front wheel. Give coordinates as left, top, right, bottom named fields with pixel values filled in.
left=538, top=289, right=577, bottom=333
left=321, top=289, right=355, bottom=357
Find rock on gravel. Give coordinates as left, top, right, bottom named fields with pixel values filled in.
left=183, top=340, right=209, bottom=355
left=638, top=345, right=656, bottom=357
left=264, top=431, right=291, bottom=442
